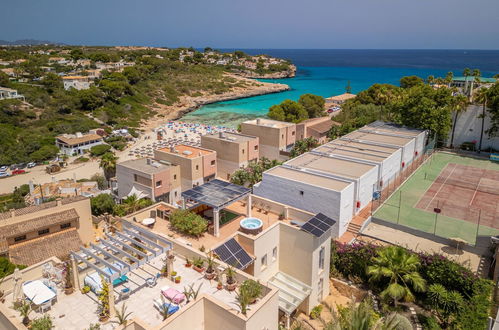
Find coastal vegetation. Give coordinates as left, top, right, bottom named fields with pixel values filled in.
left=331, top=241, right=494, bottom=330
left=230, top=157, right=282, bottom=187
left=0, top=45, right=293, bottom=164
left=268, top=93, right=325, bottom=123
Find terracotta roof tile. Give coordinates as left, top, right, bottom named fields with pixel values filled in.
left=9, top=229, right=82, bottom=266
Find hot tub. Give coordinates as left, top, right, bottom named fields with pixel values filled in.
left=240, top=217, right=263, bottom=235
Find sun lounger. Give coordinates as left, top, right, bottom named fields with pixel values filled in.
left=161, top=286, right=185, bottom=304
left=153, top=298, right=180, bottom=314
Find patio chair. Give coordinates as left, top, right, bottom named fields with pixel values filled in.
left=146, top=277, right=157, bottom=288
left=120, top=287, right=131, bottom=300
left=39, top=300, right=52, bottom=313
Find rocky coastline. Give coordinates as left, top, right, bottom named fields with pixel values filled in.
left=236, top=65, right=297, bottom=79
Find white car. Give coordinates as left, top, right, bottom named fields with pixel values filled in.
left=27, top=162, right=36, bottom=168
left=0, top=166, right=7, bottom=172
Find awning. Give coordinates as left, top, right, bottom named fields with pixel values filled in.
left=127, top=186, right=149, bottom=200
left=268, top=272, right=311, bottom=314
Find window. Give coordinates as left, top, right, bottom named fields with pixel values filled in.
left=261, top=254, right=267, bottom=270
left=254, top=145, right=258, bottom=151
left=174, top=191, right=178, bottom=197
left=14, top=235, right=26, bottom=242
left=242, top=149, right=245, bottom=154
left=173, top=174, right=177, bottom=180
left=281, top=134, right=284, bottom=139
left=318, top=278, right=324, bottom=298
left=156, top=180, right=162, bottom=188
left=319, top=246, right=325, bottom=270
left=292, top=131, right=295, bottom=136
left=299, top=190, right=304, bottom=196
left=195, top=165, right=199, bottom=170
left=272, top=247, right=277, bottom=261
left=211, top=160, right=215, bottom=166
left=60, top=223, right=71, bottom=229
left=38, top=228, right=49, bottom=236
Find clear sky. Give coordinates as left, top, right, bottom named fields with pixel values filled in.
left=2, top=0, right=499, bottom=49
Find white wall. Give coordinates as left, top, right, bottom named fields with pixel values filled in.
left=357, top=166, right=378, bottom=213
left=251, top=225, right=280, bottom=281
left=447, top=104, right=499, bottom=150
left=338, top=185, right=355, bottom=236
left=401, top=139, right=416, bottom=167
left=381, top=148, right=403, bottom=187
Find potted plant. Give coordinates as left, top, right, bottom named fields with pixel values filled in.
left=175, top=276, right=181, bottom=284
left=185, top=257, right=192, bottom=268
left=98, top=275, right=111, bottom=322
left=204, top=253, right=216, bottom=280
left=64, top=261, right=74, bottom=295
left=239, top=279, right=263, bottom=304
left=217, top=280, right=223, bottom=290
left=278, top=212, right=285, bottom=220
left=224, top=265, right=237, bottom=291
left=236, top=289, right=251, bottom=316
left=16, top=299, right=31, bottom=326
left=81, top=285, right=91, bottom=294
left=170, top=271, right=177, bottom=281
left=161, top=257, right=169, bottom=277
left=192, top=257, right=205, bottom=273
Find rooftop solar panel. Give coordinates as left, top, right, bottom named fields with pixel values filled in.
left=213, top=238, right=254, bottom=270
left=181, top=179, right=251, bottom=209
left=300, top=213, right=336, bottom=238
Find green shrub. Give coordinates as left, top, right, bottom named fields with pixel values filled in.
left=239, top=280, right=263, bottom=302
left=30, top=314, right=53, bottom=330
left=89, top=144, right=111, bottom=156
left=169, top=209, right=208, bottom=237
left=75, top=156, right=89, bottom=163
left=331, top=241, right=379, bottom=283
left=309, top=305, right=323, bottom=319
left=455, top=279, right=494, bottom=330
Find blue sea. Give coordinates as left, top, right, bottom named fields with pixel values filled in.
left=181, top=49, right=499, bottom=126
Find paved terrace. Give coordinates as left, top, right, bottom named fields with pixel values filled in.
left=4, top=256, right=242, bottom=329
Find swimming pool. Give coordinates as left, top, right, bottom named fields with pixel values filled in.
left=240, top=217, right=263, bottom=235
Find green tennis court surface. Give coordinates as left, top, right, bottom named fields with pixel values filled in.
left=373, top=152, right=499, bottom=245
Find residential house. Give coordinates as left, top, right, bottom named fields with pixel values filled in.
left=27, top=178, right=103, bottom=205
left=201, top=131, right=259, bottom=180
left=154, top=144, right=217, bottom=191
left=0, top=196, right=93, bottom=266
left=62, top=75, right=91, bottom=90
left=0, top=87, right=25, bottom=101
left=48, top=57, right=69, bottom=65
left=241, top=118, right=296, bottom=161
left=325, top=92, right=356, bottom=105
left=55, top=132, right=105, bottom=156
left=295, top=117, right=337, bottom=144
left=116, top=158, right=181, bottom=204
left=1, top=68, right=17, bottom=77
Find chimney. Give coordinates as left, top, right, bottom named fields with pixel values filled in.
left=29, top=180, right=34, bottom=194
left=256, top=118, right=261, bottom=125
left=198, top=152, right=202, bottom=156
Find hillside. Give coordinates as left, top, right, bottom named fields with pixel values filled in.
left=0, top=46, right=292, bottom=164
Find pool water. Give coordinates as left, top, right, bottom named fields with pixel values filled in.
left=240, top=217, right=263, bottom=229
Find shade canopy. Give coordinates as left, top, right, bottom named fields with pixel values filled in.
left=268, top=272, right=311, bottom=314
left=181, top=179, right=250, bottom=211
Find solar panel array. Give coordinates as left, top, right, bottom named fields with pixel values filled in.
left=213, top=238, right=253, bottom=270
left=181, top=179, right=250, bottom=209
left=300, top=213, right=336, bottom=238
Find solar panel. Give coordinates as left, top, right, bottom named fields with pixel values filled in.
left=300, top=213, right=336, bottom=238
left=181, top=179, right=251, bottom=209
left=213, top=238, right=254, bottom=270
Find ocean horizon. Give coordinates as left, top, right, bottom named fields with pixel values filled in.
left=181, top=49, right=499, bottom=127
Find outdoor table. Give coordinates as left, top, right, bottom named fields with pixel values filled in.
left=142, top=217, right=156, bottom=227
left=23, top=280, right=56, bottom=305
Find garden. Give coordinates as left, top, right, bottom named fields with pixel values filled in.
left=328, top=241, right=494, bottom=330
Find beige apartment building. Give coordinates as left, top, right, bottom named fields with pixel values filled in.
left=154, top=144, right=217, bottom=191
left=295, top=117, right=337, bottom=144
left=201, top=131, right=259, bottom=180
left=0, top=196, right=93, bottom=266
left=241, top=118, right=296, bottom=161
left=116, top=158, right=181, bottom=204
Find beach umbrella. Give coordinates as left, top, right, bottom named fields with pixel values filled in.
left=449, top=237, right=467, bottom=254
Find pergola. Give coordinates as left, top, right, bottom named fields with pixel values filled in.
left=70, top=221, right=173, bottom=316
left=181, top=179, right=251, bottom=237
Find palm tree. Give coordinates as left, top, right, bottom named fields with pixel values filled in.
left=367, top=246, right=426, bottom=307
left=470, top=69, right=481, bottom=101
left=445, top=71, right=454, bottom=87
left=462, top=68, right=471, bottom=96
left=475, top=87, right=489, bottom=152
left=99, top=152, right=118, bottom=186
left=122, top=194, right=151, bottom=214
left=427, top=75, right=435, bottom=86
left=449, top=94, right=468, bottom=148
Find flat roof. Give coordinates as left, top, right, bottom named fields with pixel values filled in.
left=315, top=145, right=387, bottom=163
left=202, top=132, right=257, bottom=143
left=286, top=152, right=376, bottom=179
left=158, top=144, right=214, bottom=158
left=325, top=93, right=356, bottom=102
left=326, top=139, right=399, bottom=154
left=363, top=121, right=425, bottom=137
left=343, top=131, right=412, bottom=147
left=243, top=118, right=294, bottom=129
left=266, top=166, right=352, bottom=191
left=118, top=158, right=172, bottom=174
left=56, top=133, right=102, bottom=146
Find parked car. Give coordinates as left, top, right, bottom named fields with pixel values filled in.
left=10, top=164, right=18, bottom=170
left=0, top=166, right=7, bottom=172
left=27, top=162, right=36, bottom=168
left=17, top=163, right=27, bottom=169
left=0, top=172, right=10, bottom=178
left=12, top=169, right=26, bottom=175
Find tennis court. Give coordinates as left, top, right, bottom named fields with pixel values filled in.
left=373, top=152, right=499, bottom=245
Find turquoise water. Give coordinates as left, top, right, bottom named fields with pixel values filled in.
left=181, top=55, right=498, bottom=127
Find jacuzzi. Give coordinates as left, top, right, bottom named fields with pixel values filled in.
left=240, top=217, right=263, bottom=235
